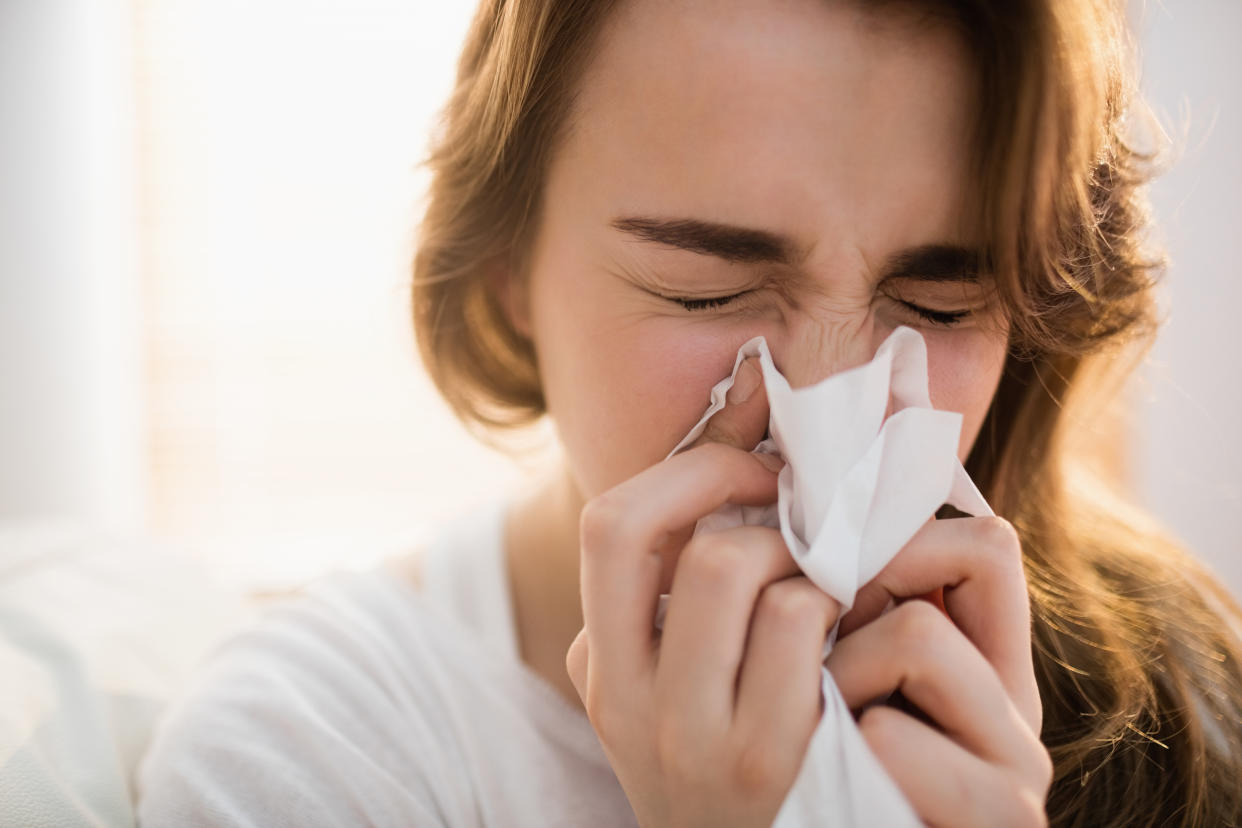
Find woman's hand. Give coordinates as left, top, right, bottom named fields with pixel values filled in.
left=829, top=517, right=1054, bottom=827
left=566, top=360, right=840, bottom=828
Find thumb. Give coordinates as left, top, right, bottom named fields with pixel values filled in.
left=689, top=357, right=771, bottom=452
left=565, top=628, right=588, bottom=702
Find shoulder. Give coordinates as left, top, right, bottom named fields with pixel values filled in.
left=135, top=568, right=467, bottom=827
left=380, top=545, right=427, bottom=592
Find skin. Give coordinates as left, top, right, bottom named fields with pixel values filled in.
left=478, top=0, right=1052, bottom=824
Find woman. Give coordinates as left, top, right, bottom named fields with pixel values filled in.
left=138, top=0, right=1242, bottom=825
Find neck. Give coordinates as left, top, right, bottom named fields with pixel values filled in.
left=504, top=460, right=588, bottom=705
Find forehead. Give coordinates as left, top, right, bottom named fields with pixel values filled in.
left=552, top=0, right=980, bottom=257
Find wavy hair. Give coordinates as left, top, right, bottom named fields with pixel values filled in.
left=411, top=1, right=1242, bottom=823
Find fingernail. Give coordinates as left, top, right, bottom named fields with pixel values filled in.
left=726, top=359, right=761, bottom=405
left=755, top=452, right=784, bottom=473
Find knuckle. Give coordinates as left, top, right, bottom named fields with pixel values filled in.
left=973, top=516, right=1028, bottom=590
left=890, top=597, right=948, bottom=651
left=759, top=579, right=831, bottom=628
left=681, top=535, right=749, bottom=589
left=977, top=515, right=1021, bottom=555
left=732, top=739, right=790, bottom=797
left=857, top=705, right=903, bottom=759
left=579, top=493, right=627, bottom=551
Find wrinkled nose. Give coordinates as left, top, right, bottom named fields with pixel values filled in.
left=771, top=311, right=886, bottom=390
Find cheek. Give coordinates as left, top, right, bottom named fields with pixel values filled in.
left=536, top=296, right=744, bottom=498
left=923, top=327, right=1008, bottom=462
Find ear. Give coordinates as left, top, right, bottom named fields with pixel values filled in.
left=487, top=257, right=532, bottom=338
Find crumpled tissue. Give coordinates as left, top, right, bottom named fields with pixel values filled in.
left=659, top=325, right=993, bottom=826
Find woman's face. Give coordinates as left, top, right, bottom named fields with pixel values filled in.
left=519, top=0, right=1009, bottom=500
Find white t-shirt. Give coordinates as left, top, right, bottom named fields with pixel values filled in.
left=135, top=503, right=637, bottom=827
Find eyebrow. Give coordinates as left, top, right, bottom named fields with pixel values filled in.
left=610, top=215, right=984, bottom=282
left=880, top=243, right=985, bottom=283
left=611, top=217, right=798, bottom=265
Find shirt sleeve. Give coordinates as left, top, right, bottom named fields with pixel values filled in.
left=135, top=596, right=472, bottom=828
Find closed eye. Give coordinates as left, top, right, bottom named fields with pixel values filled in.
left=670, top=291, right=968, bottom=322
left=671, top=292, right=969, bottom=327
left=669, top=292, right=748, bottom=311
left=894, top=299, right=969, bottom=326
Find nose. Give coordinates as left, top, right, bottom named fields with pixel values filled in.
left=770, top=311, right=889, bottom=390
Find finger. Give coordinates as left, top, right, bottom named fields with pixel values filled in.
left=566, top=628, right=588, bottom=701
left=838, top=515, right=1038, bottom=730
left=858, top=706, right=1048, bottom=828
left=663, top=356, right=778, bottom=594
left=656, top=527, right=804, bottom=730
left=734, top=577, right=840, bottom=756
left=826, top=600, right=1047, bottom=783
left=567, top=629, right=651, bottom=760
left=579, top=442, right=781, bottom=688
left=687, top=357, right=771, bottom=453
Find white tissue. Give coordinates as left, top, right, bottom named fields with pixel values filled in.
left=661, top=325, right=993, bottom=827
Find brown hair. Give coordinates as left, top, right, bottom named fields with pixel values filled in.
left=412, top=1, right=1242, bottom=823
